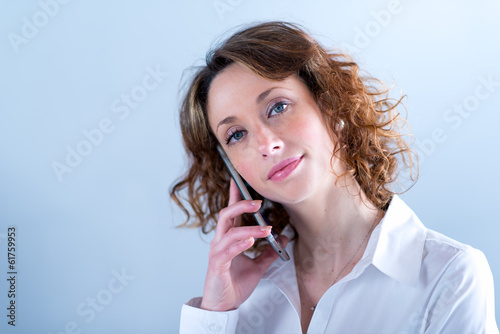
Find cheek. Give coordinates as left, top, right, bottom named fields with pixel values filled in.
left=233, top=157, right=259, bottom=187
left=295, top=122, right=316, bottom=140
left=237, top=163, right=253, bottom=181
left=235, top=163, right=268, bottom=197
left=293, top=116, right=330, bottom=144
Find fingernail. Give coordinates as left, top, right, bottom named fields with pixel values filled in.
left=260, top=226, right=272, bottom=231
left=250, top=200, right=261, bottom=206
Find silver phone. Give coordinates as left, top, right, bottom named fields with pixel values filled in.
left=217, top=145, right=290, bottom=261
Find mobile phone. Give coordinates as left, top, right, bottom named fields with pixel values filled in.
left=217, top=145, right=290, bottom=261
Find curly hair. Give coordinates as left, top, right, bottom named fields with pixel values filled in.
left=170, top=21, right=418, bottom=250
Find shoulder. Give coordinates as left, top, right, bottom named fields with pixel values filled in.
left=418, top=229, right=498, bottom=332
left=421, top=228, right=493, bottom=294
left=423, top=227, right=490, bottom=277
left=386, top=196, right=491, bottom=280
left=377, top=195, right=494, bottom=291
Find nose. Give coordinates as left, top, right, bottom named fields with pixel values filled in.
left=255, top=125, right=283, bottom=158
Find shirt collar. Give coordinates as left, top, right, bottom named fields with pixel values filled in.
left=366, top=195, right=427, bottom=287
left=263, top=195, right=427, bottom=288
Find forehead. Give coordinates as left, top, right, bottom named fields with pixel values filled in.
left=206, top=63, right=301, bottom=128
left=210, top=62, right=268, bottom=95
left=207, top=63, right=272, bottom=118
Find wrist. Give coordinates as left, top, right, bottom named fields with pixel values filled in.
left=200, top=299, right=237, bottom=312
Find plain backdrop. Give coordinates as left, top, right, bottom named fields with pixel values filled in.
left=1, top=0, right=499, bottom=333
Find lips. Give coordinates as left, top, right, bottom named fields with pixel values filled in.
left=267, top=156, right=303, bottom=182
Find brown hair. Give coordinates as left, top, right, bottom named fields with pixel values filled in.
left=170, top=21, right=417, bottom=248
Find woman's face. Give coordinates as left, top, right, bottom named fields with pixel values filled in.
left=207, top=63, right=342, bottom=205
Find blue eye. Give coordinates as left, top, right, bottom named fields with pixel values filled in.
left=232, top=132, right=243, bottom=141
left=226, top=130, right=245, bottom=144
left=269, top=102, right=288, bottom=117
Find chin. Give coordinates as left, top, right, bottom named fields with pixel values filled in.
left=259, top=182, right=317, bottom=205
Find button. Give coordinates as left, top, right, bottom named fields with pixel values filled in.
left=208, top=322, right=222, bottom=333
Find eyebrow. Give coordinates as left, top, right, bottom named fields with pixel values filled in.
left=216, top=116, right=237, bottom=133
left=256, top=86, right=280, bottom=104
left=216, top=86, right=284, bottom=133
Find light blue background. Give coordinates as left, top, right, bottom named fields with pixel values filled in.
left=1, top=0, right=499, bottom=333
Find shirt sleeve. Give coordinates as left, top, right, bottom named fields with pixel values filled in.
left=425, top=248, right=499, bottom=334
left=179, top=297, right=240, bottom=334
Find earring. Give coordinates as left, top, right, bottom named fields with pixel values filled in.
left=336, top=119, right=345, bottom=131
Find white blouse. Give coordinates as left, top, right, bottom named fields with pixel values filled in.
left=180, top=195, right=499, bottom=333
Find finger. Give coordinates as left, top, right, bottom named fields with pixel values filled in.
left=228, top=178, right=243, bottom=207
left=210, top=235, right=256, bottom=274
left=223, top=179, right=245, bottom=231
left=228, top=179, right=244, bottom=228
left=212, top=200, right=262, bottom=244
left=211, top=226, right=273, bottom=266
left=213, top=225, right=272, bottom=255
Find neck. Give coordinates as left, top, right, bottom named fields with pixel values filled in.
left=283, top=173, right=382, bottom=272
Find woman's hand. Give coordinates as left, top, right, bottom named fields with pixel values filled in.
left=200, top=179, right=288, bottom=312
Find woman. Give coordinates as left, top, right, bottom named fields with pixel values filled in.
left=171, top=21, right=498, bottom=333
